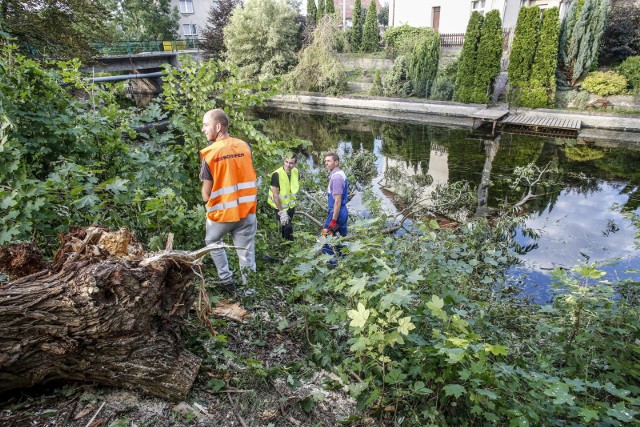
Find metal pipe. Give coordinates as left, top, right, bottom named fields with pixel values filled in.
left=90, top=72, right=166, bottom=83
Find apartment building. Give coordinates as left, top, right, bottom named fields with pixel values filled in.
left=171, top=0, right=218, bottom=38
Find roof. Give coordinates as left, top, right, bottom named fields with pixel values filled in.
left=330, top=0, right=383, bottom=20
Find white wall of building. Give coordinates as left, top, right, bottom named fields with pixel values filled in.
left=389, top=0, right=565, bottom=33
left=171, top=0, right=217, bottom=38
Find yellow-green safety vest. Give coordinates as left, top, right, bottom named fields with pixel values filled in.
left=268, top=167, right=299, bottom=209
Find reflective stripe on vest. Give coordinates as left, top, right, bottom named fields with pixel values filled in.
left=268, top=167, right=299, bottom=209
left=207, top=194, right=258, bottom=213
left=210, top=181, right=257, bottom=199
left=200, top=136, right=257, bottom=223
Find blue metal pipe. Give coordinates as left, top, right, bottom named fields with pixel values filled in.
left=90, top=72, right=166, bottom=83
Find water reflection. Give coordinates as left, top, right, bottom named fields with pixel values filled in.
left=255, top=110, right=640, bottom=300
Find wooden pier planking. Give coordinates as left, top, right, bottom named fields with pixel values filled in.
left=501, top=114, right=581, bottom=135
left=471, top=109, right=509, bottom=134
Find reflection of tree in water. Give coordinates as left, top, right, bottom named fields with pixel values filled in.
left=253, top=110, right=348, bottom=153
left=593, top=148, right=640, bottom=211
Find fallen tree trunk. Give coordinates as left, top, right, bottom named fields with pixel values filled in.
left=0, top=227, right=201, bottom=401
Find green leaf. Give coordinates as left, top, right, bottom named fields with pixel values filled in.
left=485, top=344, right=508, bottom=356
left=206, top=379, right=225, bottom=392
left=426, top=295, right=444, bottom=311
left=105, top=178, right=130, bottom=194
left=397, top=316, right=415, bottom=335
left=607, top=403, right=638, bottom=422
left=347, top=302, right=370, bottom=328
left=443, top=384, right=466, bottom=398
left=380, top=288, right=412, bottom=309
left=604, top=382, right=631, bottom=398
left=346, top=275, right=368, bottom=296
left=579, top=407, right=599, bottom=422
left=543, top=383, right=575, bottom=405
left=413, top=381, right=433, bottom=395
left=405, top=268, right=425, bottom=284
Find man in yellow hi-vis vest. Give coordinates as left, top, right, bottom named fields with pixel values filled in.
left=268, top=154, right=298, bottom=241
left=199, top=109, right=257, bottom=292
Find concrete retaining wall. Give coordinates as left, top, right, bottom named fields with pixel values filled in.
left=337, top=54, right=393, bottom=70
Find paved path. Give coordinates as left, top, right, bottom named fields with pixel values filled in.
left=266, top=94, right=640, bottom=144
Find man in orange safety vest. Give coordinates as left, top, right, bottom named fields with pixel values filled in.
left=199, top=109, right=257, bottom=292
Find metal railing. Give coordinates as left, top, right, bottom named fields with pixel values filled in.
left=90, top=39, right=205, bottom=56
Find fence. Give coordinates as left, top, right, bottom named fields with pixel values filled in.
left=90, top=39, right=205, bottom=56
left=440, top=33, right=465, bottom=47
left=439, top=28, right=513, bottom=48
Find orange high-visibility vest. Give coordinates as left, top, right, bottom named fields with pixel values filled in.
left=200, top=136, right=257, bottom=223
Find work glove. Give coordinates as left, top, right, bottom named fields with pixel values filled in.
left=327, top=219, right=339, bottom=234
left=278, top=209, right=290, bottom=225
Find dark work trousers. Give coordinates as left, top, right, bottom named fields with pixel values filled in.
left=274, top=207, right=295, bottom=241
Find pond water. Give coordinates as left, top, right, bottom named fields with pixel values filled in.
left=256, top=109, right=640, bottom=302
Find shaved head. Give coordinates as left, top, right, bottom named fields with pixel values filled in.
left=204, top=109, right=229, bottom=130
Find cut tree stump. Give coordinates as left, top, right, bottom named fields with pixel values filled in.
left=0, top=227, right=202, bottom=401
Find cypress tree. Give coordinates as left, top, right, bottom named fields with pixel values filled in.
left=453, top=12, right=484, bottom=103
left=471, top=9, right=503, bottom=103
left=520, top=7, right=560, bottom=107
left=317, top=0, right=325, bottom=22
left=361, top=0, right=379, bottom=52
left=559, top=0, right=610, bottom=86
left=409, top=30, right=440, bottom=97
left=351, top=0, right=363, bottom=49
left=306, top=0, right=317, bottom=26
left=508, top=7, right=541, bottom=94
left=325, top=0, right=335, bottom=14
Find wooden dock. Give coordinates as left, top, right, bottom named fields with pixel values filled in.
left=501, top=114, right=581, bottom=137
left=471, top=109, right=509, bottom=135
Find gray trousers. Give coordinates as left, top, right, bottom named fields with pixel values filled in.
left=205, top=213, right=257, bottom=284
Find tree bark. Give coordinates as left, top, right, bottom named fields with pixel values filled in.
left=0, top=227, right=201, bottom=401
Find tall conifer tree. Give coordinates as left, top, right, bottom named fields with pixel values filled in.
left=361, top=0, right=378, bottom=52
left=520, top=7, right=560, bottom=107
left=472, top=9, right=503, bottom=103
left=316, top=0, right=325, bottom=22
left=306, top=0, right=317, bottom=26
left=508, top=7, right=541, bottom=92
left=453, top=12, right=484, bottom=102
left=351, top=0, right=363, bottom=49
left=325, top=0, right=335, bottom=14
left=558, top=0, right=610, bottom=86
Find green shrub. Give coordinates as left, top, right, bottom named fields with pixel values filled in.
left=382, top=25, right=432, bottom=59
left=369, top=70, right=383, bottom=96
left=429, top=76, right=455, bottom=101
left=361, top=0, right=379, bottom=52
left=409, top=30, right=440, bottom=97
left=581, top=71, right=628, bottom=96
left=382, top=55, right=412, bottom=96
left=472, top=9, right=503, bottom=103
left=617, top=56, right=640, bottom=89
left=508, top=7, right=541, bottom=92
left=521, top=7, right=561, bottom=108
left=453, top=12, right=483, bottom=103
left=286, top=15, right=348, bottom=95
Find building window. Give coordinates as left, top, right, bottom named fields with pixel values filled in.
left=183, top=24, right=197, bottom=36
left=471, top=0, right=486, bottom=11
left=179, top=0, right=194, bottom=14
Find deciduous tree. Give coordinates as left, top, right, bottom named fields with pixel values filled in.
left=224, top=0, right=300, bottom=81
left=110, top=0, right=180, bottom=41
left=201, top=0, right=241, bottom=58
left=0, top=0, right=112, bottom=61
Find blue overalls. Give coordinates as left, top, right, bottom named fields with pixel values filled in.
left=322, top=171, right=348, bottom=260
